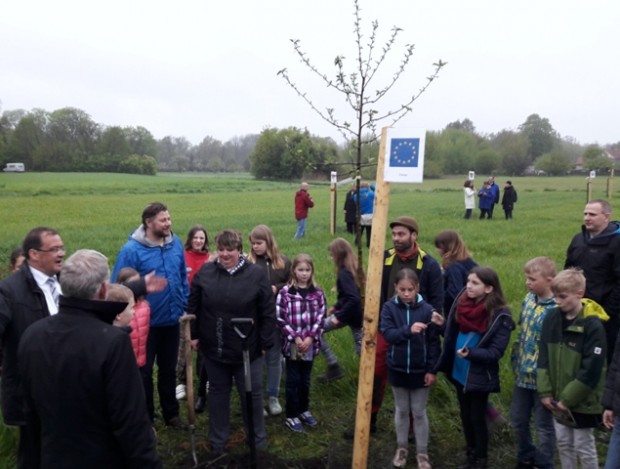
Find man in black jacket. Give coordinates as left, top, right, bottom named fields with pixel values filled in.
left=565, top=199, right=620, bottom=363
left=18, top=249, right=161, bottom=468
left=0, top=227, right=64, bottom=468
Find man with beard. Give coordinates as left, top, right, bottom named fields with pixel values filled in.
left=0, top=227, right=64, bottom=468
left=112, top=202, right=189, bottom=429
left=346, top=216, right=443, bottom=437
left=565, top=199, right=620, bottom=363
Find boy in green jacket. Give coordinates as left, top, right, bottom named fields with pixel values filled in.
left=537, top=268, right=607, bottom=469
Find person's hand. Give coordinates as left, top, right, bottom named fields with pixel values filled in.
left=456, top=347, right=469, bottom=358
left=272, top=285, right=277, bottom=295
left=410, top=322, right=427, bottom=334
left=555, top=400, right=568, bottom=412
left=190, top=339, right=199, bottom=351
left=144, top=271, right=168, bottom=293
left=326, top=306, right=336, bottom=317
left=295, top=337, right=307, bottom=353
left=424, top=373, right=436, bottom=387
left=603, top=409, right=615, bottom=430
left=541, top=397, right=555, bottom=411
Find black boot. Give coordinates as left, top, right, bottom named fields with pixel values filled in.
left=456, top=448, right=475, bottom=469
left=317, top=363, right=344, bottom=382
left=195, top=396, right=206, bottom=414
left=471, top=458, right=487, bottom=469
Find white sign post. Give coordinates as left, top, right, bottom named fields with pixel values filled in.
left=383, top=127, right=426, bottom=183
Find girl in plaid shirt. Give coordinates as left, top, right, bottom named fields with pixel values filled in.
left=276, top=253, right=326, bottom=432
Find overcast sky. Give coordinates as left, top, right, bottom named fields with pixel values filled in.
left=1, top=1, right=618, bottom=146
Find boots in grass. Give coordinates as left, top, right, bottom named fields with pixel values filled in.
left=317, top=363, right=344, bottom=382
left=457, top=448, right=475, bottom=469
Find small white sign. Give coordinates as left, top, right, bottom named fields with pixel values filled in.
left=330, top=171, right=338, bottom=184
left=468, top=171, right=475, bottom=180
left=589, top=170, right=596, bottom=179
left=384, top=127, right=426, bottom=183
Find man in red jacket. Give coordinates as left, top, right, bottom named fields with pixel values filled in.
left=294, top=182, right=314, bottom=239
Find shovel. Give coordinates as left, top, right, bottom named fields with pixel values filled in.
left=180, top=314, right=198, bottom=467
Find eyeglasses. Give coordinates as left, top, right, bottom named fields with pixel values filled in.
left=35, top=246, right=65, bottom=254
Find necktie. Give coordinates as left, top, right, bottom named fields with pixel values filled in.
left=47, top=277, right=59, bottom=307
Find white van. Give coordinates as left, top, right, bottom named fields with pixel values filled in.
left=3, top=163, right=25, bottom=172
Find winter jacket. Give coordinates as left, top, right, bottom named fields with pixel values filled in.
left=489, top=182, right=500, bottom=204
left=478, top=186, right=493, bottom=210
left=565, top=221, right=620, bottom=319
left=0, top=263, right=51, bottom=425
left=188, top=258, right=276, bottom=364
left=381, top=247, right=444, bottom=313
left=603, top=330, right=620, bottom=415
left=294, top=189, right=314, bottom=220
left=344, top=190, right=357, bottom=224
left=537, top=303, right=607, bottom=415
left=442, top=257, right=478, bottom=314
left=185, top=249, right=210, bottom=286
left=501, top=186, right=518, bottom=210
left=353, top=187, right=375, bottom=215
left=434, top=290, right=515, bottom=393
left=511, top=292, right=556, bottom=389
left=333, top=268, right=363, bottom=328
left=18, top=296, right=161, bottom=468
left=464, top=187, right=475, bottom=210
left=129, top=299, right=151, bottom=367
left=251, top=254, right=292, bottom=295
left=112, top=225, right=189, bottom=327
left=276, top=284, right=326, bottom=358
left=380, top=296, right=441, bottom=376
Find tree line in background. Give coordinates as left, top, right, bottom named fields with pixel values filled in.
left=0, top=104, right=618, bottom=179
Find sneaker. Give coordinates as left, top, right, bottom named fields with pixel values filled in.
left=268, top=397, right=282, bottom=416
left=285, top=417, right=304, bottom=433
left=392, top=448, right=408, bottom=468
left=175, top=384, right=187, bottom=400
left=298, top=411, right=318, bottom=426
left=417, top=453, right=432, bottom=469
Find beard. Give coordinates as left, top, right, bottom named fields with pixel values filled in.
left=394, top=240, right=412, bottom=253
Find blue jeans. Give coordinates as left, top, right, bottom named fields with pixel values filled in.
left=294, top=218, right=307, bottom=238
left=264, top=330, right=282, bottom=398
left=605, top=416, right=620, bottom=469
left=510, top=386, right=555, bottom=468
left=143, top=324, right=180, bottom=422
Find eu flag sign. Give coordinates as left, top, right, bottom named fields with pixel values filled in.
left=384, top=128, right=426, bottom=183
left=390, top=139, right=419, bottom=168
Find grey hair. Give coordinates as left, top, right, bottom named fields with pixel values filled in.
left=60, top=249, right=110, bottom=300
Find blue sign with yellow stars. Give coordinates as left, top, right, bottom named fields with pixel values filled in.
left=390, top=138, right=419, bottom=168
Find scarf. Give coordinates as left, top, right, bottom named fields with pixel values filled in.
left=456, top=294, right=488, bottom=333
left=395, top=242, right=419, bottom=262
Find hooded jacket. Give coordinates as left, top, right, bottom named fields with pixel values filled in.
left=565, top=221, right=620, bottom=318
left=112, top=225, right=188, bottom=327
left=294, top=189, right=314, bottom=220
left=18, top=296, right=160, bottom=468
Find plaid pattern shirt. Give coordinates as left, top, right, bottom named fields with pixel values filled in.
left=276, top=284, right=326, bottom=358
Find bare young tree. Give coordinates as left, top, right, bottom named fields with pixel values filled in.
left=278, top=0, right=446, bottom=281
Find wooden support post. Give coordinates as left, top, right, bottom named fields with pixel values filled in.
left=330, top=172, right=337, bottom=236
left=587, top=178, right=592, bottom=203
left=608, top=168, right=614, bottom=200
left=352, top=128, right=390, bottom=469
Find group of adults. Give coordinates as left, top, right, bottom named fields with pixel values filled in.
left=1, top=192, right=620, bottom=467
left=464, top=175, right=518, bottom=220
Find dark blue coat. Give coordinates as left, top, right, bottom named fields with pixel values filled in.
left=434, top=290, right=515, bottom=393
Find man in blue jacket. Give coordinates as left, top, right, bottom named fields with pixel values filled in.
left=112, top=202, right=189, bottom=428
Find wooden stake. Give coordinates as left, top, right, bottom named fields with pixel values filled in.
left=352, top=128, right=390, bottom=469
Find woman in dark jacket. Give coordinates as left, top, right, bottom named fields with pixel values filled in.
left=501, top=181, right=518, bottom=220
left=188, top=229, right=276, bottom=455
left=432, top=267, right=514, bottom=469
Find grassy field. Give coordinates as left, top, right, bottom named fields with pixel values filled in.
left=0, top=172, right=617, bottom=468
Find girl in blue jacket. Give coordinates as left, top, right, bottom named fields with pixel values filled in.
left=380, top=268, right=441, bottom=469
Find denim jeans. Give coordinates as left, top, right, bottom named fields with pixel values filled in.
left=294, top=218, right=307, bottom=238
left=143, top=324, right=180, bottom=422
left=264, top=329, right=282, bottom=398
left=319, top=315, right=362, bottom=365
left=285, top=358, right=314, bottom=418
left=604, top=416, right=620, bottom=469
left=509, top=386, right=555, bottom=468
left=554, top=421, right=598, bottom=469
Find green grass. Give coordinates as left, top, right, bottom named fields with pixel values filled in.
left=0, top=172, right=617, bottom=467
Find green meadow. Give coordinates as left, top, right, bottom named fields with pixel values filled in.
left=0, top=172, right=617, bottom=467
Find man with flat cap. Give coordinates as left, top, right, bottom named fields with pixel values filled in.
left=347, top=215, right=444, bottom=437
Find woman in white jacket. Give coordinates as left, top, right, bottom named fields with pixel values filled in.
left=463, top=180, right=475, bottom=219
